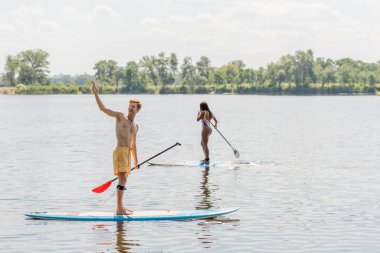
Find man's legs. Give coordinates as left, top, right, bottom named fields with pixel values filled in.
left=116, top=172, right=133, bottom=215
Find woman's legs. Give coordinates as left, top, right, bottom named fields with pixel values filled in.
left=201, top=127, right=211, bottom=161
left=201, top=139, right=206, bottom=158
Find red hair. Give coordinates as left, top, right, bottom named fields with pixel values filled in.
left=130, top=99, right=142, bottom=110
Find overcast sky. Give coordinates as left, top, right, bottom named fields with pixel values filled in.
left=0, top=0, right=379, bottom=75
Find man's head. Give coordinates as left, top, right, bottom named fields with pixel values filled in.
left=128, top=99, right=142, bottom=114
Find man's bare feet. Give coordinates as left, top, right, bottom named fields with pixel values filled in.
left=116, top=207, right=133, bottom=215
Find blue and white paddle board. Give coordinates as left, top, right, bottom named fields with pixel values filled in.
left=25, top=207, right=239, bottom=221
left=148, top=160, right=255, bottom=168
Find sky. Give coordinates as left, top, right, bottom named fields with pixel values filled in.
left=0, top=0, right=379, bottom=75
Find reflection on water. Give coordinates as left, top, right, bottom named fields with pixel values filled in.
left=195, top=167, right=216, bottom=248
left=93, top=222, right=141, bottom=253
left=195, top=167, right=213, bottom=248
left=196, top=167, right=213, bottom=210
left=115, top=222, right=140, bottom=253
left=195, top=167, right=240, bottom=249
left=5, top=95, right=380, bottom=252
left=93, top=224, right=112, bottom=248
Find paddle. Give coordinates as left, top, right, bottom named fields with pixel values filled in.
left=209, top=122, right=240, bottom=158
left=92, top=142, right=181, bottom=193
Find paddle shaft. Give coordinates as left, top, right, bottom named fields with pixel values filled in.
left=209, top=121, right=234, bottom=148
left=109, top=142, right=181, bottom=182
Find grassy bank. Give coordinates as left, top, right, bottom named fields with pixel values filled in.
left=0, top=83, right=378, bottom=95
left=0, top=87, right=17, bottom=95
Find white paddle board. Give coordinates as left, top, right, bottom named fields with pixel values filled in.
left=148, top=160, right=255, bottom=167
left=25, top=207, right=239, bottom=221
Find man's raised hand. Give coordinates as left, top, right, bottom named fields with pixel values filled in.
left=92, top=81, right=99, bottom=94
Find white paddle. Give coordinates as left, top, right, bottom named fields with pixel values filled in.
left=209, top=122, right=240, bottom=158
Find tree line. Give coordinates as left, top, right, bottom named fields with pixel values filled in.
left=2, top=49, right=380, bottom=94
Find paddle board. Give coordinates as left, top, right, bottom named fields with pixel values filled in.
left=25, top=207, right=239, bottom=221
left=148, top=160, right=255, bottom=168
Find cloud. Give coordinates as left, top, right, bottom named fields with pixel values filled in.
left=11, top=4, right=44, bottom=17
left=143, top=1, right=356, bottom=37
left=0, top=23, right=16, bottom=33
left=139, top=0, right=379, bottom=65
left=38, top=20, right=61, bottom=32
left=60, top=6, right=78, bottom=16
left=3, top=4, right=62, bottom=35
left=91, top=4, right=122, bottom=20
left=141, top=13, right=226, bottom=40
left=0, top=0, right=379, bottom=74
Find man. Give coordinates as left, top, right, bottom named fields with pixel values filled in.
left=92, top=81, right=141, bottom=215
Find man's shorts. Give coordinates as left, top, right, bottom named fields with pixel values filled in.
left=113, top=147, right=131, bottom=175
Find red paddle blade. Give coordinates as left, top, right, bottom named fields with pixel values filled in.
left=92, top=180, right=113, bottom=193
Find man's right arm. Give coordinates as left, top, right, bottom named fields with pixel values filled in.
left=92, top=81, right=122, bottom=118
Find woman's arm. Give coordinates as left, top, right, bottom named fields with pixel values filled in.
left=197, top=111, right=205, bottom=121
left=212, top=115, right=218, bottom=129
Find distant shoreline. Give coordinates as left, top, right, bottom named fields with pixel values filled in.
left=0, top=87, right=16, bottom=95
left=1, top=85, right=379, bottom=96
left=3, top=49, right=380, bottom=97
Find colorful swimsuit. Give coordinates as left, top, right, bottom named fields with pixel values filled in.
left=202, top=111, right=211, bottom=127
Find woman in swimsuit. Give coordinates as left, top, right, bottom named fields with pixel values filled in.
left=197, top=102, right=218, bottom=163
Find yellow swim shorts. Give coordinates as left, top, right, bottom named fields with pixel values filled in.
left=113, top=147, right=131, bottom=175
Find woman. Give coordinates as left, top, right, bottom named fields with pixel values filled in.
left=197, top=102, right=218, bottom=163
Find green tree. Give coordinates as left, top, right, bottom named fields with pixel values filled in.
left=57, top=74, right=73, bottom=85
left=17, top=49, right=50, bottom=84
left=293, top=50, right=315, bottom=87
left=17, top=63, right=35, bottom=85
left=256, top=67, right=268, bottom=86
left=74, top=74, right=93, bottom=85
left=181, top=57, right=196, bottom=85
left=336, top=64, right=354, bottom=84
left=2, top=55, right=19, bottom=86
left=229, top=60, right=246, bottom=84
left=221, top=64, right=239, bottom=84
left=267, top=62, right=278, bottom=87
left=169, top=53, right=178, bottom=79
left=157, top=52, right=170, bottom=85
left=125, top=61, right=142, bottom=91
left=368, top=73, right=376, bottom=86
left=93, top=60, right=118, bottom=85
left=278, top=54, right=295, bottom=83
left=213, top=67, right=227, bottom=85
left=114, top=66, right=125, bottom=91
left=322, top=65, right=336, bottom=85
left=241, top=68, right=256, bottom=84
left=336, top=58, right=360, bottom=85
left=267, top=62, right=285, bottom=89
left=196, top=56, right=213, bottom=85
left=314, top=58, right=337, bottom=86
left=140, top=56, right=159, bottom=86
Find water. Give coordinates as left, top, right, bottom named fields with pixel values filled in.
left=0, top=95, right=380, bottom=252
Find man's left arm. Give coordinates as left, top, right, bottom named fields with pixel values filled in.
left=131, top=124, right=139, bottom=170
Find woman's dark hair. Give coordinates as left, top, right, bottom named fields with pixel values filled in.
left=200, top=101, right=213, bottom=118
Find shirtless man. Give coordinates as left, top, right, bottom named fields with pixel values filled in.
left=92, top=81, right=141, bottom=215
